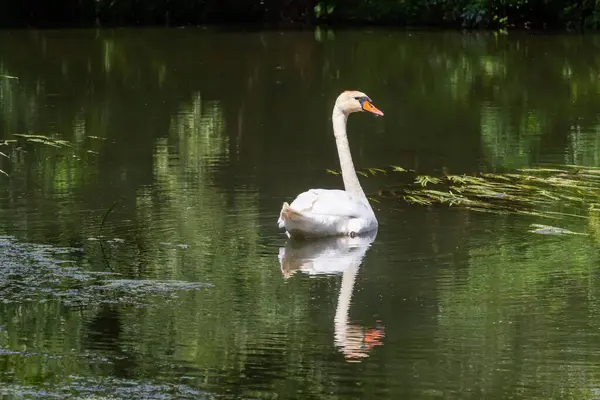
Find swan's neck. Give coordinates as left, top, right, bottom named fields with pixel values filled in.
left=334, top=263, right=359, bottom=348
left=332, top=109, right=367, bottom=200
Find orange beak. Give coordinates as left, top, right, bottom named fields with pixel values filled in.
left=363, top=101, right=384, bottom=116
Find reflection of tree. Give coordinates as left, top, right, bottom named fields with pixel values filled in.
left=480, top=106, right=545, bottom=168
left=590, top=209, right=600, bottom=245
left=2, top=30, right=600, bottom=188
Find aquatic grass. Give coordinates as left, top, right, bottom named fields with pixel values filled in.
left=0, top=132, right=106, bottom=178
left=343, top=164, right=600, bottom=222
left=100, top=200, right=120, bottom=231
left=14, top=133, right=72, bottom=148
left=0, top=148, right=9, bottom=177
left=0, top=134, right=72, bottom=178
left=415, top=175, right=441, bottom=186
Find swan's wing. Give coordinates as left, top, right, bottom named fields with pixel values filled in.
left=289, top=189, right=370, bottom=217
left=279, top=189, right=377, bottom=236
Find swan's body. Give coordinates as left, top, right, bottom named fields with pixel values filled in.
left=279, top=189, right=377, bottom=237
left=278, top=90, right=384, bottom=238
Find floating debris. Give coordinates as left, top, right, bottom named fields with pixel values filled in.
left=96, top=279, right=212, bottom=292
left=0, top=236, right=212, bottom=307
left=0, top=377, right=210, bottom=399
left=528, top=224, right=587, bottom=236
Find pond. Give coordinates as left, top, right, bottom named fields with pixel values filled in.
left=0, top=27, right=600, bottom=399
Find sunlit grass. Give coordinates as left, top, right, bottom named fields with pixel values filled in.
left=14, top=133, right=72, bottom=148
left=0, top=132, right=105, bottom=178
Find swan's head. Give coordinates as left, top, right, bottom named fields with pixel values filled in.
left=335, top=90, right=384, bottom=117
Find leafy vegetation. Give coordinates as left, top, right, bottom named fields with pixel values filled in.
left=317, top=0, right=600, bottom=30
left=2, top=0, right=600, bottom=30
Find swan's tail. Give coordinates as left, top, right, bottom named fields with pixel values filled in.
left=278, top=202, right=336, bottom=237
left=278, top=202, right=303, bottom=229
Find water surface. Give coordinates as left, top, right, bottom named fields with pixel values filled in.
left=1, top=28, right=600, bottom=399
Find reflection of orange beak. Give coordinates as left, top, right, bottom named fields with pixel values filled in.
left=364, top=326, right=385, bottom=348
left=363, top=101, right=384, bottom=116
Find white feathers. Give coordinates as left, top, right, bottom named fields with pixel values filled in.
left=278, top=189, right=377, bottom=237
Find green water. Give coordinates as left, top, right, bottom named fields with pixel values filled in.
left=0, top=27, right=600, bottom=399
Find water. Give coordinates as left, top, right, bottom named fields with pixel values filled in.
left=0, top=27, right=600, bottom=398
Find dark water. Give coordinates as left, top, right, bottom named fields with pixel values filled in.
left=0, top=28, right=600, bottom=399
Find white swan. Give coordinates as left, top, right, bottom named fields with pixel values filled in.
left=277, top=90, right=384, bottom=238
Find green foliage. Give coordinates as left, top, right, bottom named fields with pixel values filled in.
left=1, top=0, right=316, bottom=28
left=315, top=0, right=600, bottom=30
left=1, top=0, right=600, bottom=29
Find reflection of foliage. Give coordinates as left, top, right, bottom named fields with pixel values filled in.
left=1, top=28, right=600, bottom=398
left=0, top=89, right=338, bottom=397
left=2, top=30, right=600, bottom=182
left=590, top=208, right=600, bottom=245
left=435, top=222, right=600, bottom=398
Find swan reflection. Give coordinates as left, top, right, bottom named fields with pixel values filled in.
left=278, top=231, right=384, bottom=361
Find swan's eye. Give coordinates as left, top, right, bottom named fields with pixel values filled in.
left=354, top=96, right=369, bottom=104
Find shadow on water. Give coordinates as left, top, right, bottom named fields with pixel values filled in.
left=277, top=231, right=385, bottom=362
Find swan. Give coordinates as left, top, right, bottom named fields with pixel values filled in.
left=277, top=90, right=384, bottom=238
